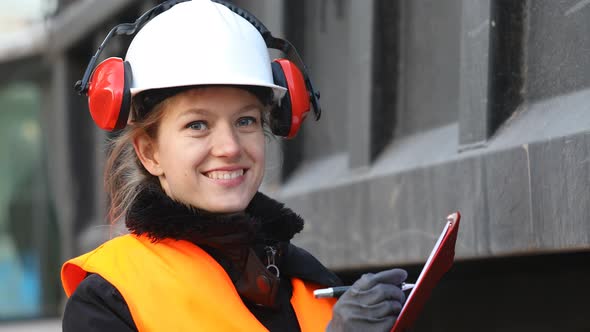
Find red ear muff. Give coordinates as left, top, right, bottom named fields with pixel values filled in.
left=87, top=57, right=132, bottom=131
left=271, top=59, right=311, bottom=139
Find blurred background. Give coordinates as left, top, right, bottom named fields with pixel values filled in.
left=1, top=0, right=589, bottom=331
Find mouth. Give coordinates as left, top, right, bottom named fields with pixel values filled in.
left=203, top=168, right=247, bottom=180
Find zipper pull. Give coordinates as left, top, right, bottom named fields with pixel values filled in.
left=264, top=246, right=280, bottom=278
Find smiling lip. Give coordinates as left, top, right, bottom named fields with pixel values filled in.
left=203, top=166, right=247, bottom=173
left=202, top=166, right=248, bottom=187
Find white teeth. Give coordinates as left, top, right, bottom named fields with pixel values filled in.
left=206, top=169, right=244, bottom=180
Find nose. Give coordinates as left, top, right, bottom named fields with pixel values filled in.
left=210, top=122, right=241, bottom=159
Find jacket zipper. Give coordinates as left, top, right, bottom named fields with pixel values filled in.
left=264, top=245, right=280, bottom=278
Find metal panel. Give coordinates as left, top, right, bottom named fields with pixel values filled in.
left=458, top=0, right=492, bottom=148
left=526, top=0, right=590, bottom=101
left=347, top=0, right=374, bottom=168
left=399, top=0, right=461, bottom=138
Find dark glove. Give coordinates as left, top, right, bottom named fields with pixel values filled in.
left=326, top=268, right=407, bottom=332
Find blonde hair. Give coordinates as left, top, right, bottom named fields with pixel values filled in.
left=104, top=98, right=168, bottom=225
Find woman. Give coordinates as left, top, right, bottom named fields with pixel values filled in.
left=61, top=1, right=407, bottom=331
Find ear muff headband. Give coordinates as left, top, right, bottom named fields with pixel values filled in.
left=77, top=0, right=321, bottom=137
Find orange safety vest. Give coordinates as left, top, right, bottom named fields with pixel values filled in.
left=62, top=234, right=336, bottom=332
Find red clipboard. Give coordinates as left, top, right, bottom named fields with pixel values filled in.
left=391, top=212, right=461, bottom=332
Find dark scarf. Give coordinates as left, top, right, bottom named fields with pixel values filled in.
left=125, top=183, right=306, bottom=308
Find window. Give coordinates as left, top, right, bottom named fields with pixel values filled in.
left=0, top=83, right=60, bottom=319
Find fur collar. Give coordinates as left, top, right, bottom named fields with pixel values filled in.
left=125, top=183, right=304, bottom=247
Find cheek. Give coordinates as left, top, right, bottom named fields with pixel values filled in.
left=159, top=137, right=208, bottom=173
left=248, top=133, right=266, bottom=166
left=253, top=138, right=266, bottom=187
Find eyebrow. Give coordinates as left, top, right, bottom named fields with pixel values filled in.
left=176, top=108, right=212, bottom=120
left=237, top=104, right=264, bottom=114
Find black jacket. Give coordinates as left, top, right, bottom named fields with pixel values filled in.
left=62, top=185, right=341, bottom=331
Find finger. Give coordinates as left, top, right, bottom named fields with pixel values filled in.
left=390, top=300, right=403, bottom=316
left=353, top=283, right=405, bottom=305
left=353, top=269, right=408, bottom=290
left=360, top=300, right=404, bottom=319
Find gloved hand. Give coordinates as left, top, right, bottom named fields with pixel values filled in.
left=326, top=268, right=407, bottom=332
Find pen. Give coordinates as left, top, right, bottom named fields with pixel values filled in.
left=313, top=283, right=416, bottom=299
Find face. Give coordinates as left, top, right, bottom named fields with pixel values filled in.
left=135, top=86, right=266, bottom=213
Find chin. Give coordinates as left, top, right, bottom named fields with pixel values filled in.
left=198, top=196, right=251, bottom=214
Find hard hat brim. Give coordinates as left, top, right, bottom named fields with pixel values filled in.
left=130, top=82, right=287, bottom=102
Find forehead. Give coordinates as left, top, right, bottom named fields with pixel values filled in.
left=161, top=86, right=264, bottom=119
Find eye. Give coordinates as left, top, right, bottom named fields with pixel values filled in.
left=187, top=120, right=208, bottom=131
left=236, top=116, right=258, bottom=127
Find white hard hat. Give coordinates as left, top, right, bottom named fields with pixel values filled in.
left=125, top=0, right=286, bottom=101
